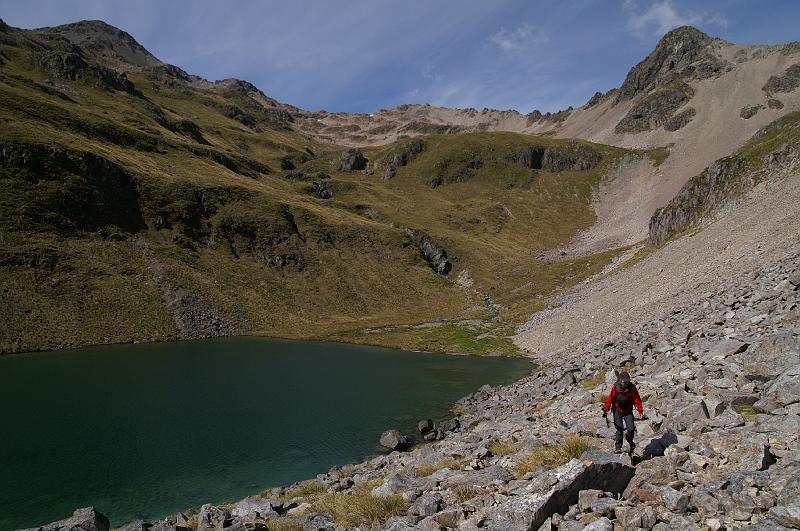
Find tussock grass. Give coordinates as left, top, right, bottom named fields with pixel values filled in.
left=280, top=480, right=326, bottom=501
left=311, top=491, right=409, bottom=528
left=581, top=369, right=607, bottom=389
left=454, top=485, right=478, bottom=504
left=417, top=458, right=465, bottom=477
left=513, top=435, right=592, bottom=476
left=488, top=440, right=518, bottom=456
left=733, top=403, right=762, bottom=420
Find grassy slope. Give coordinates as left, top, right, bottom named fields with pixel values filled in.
left=0, top=35, right=637, bottom=355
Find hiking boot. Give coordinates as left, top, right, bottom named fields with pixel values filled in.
left=614, top=448, right=623, bottom=454
left=628, top=442, right=636, bottom=454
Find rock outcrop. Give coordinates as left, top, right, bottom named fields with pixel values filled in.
left=616, top=26, right=728, bottom=102
left=337, top=148, right=368, bottom=171
left=22, top=507, right=110, bottom=531
left=380, top=429, right=411, bottom=451
left=763, top=63, right=800, bottom=94
left=615, top=80, right=695, bottom=133
left=649, top=112, right=800, bottom=245
left=406, top=230, right=452, bottom=276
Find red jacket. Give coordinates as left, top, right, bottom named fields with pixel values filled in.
left=604, top=383, right=643, bottom=416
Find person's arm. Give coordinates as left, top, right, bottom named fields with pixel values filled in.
left=633, top=387, right=644, bottom=417
left=603, top=386, right=616, bottom=413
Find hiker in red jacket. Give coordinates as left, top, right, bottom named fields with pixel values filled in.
left=602, top=371, right=644, bottom=454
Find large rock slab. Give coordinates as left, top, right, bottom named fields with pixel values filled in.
left=438, top=464, right=514, bottom=489
left=22, top=508, right=111, bottom=531
left=770, top=471, right=800, bottom=528
left=484, top=451, right=634, bottom=530
left=379, top=429, right=411, bottom=451
left=197, top=504, right=232, bottom=530
left=231, top=498, right=279, bottom=521
left=755, top=365, right=800, bottom=412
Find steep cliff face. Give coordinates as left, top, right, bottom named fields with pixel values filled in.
left=648, top=113, right=800, bottom=245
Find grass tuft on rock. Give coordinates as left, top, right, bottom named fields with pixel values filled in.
left=280, top=480, right=326, bottom=501
left=417, top=458, right=465, bottom=477
left=513, top=435, right=592, bottom=476
left=580, top=369, right=607, bottom=389
left=488, top=440, right=518, bottom=456
left=311, top=491, right=409, bottom=528
left=453, top=485, right=479, bottom=504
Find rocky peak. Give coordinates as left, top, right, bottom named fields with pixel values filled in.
left=616, top=26, right=729, bottom=102
left=31, top=19, right=163, bottom=71
left=212, top=78, right=282, bottom=109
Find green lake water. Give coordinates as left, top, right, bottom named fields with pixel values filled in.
left=0, top=337, right=531, bottom=530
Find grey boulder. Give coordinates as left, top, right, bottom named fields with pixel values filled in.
left=22, top=508, right=111, bottom=531
left=379, top=429, right=411, bottom=451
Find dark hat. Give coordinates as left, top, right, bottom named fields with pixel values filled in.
left=619, top=371, right=631, bottom=382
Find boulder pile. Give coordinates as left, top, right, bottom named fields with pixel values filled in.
left=28, top=251, right=800, bottom=529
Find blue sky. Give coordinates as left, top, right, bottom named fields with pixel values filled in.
left=2, top=1, right=799, bottom=113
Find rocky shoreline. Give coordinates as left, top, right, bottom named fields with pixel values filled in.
left=25, top=250, right=800, bottom=530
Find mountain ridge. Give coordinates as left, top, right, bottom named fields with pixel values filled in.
left=0, top=17, right=798, bottom=357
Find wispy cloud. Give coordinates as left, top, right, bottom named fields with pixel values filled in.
left=489, top=23, right=547, bottom=51
left=622, top=0, right=727, bottom=38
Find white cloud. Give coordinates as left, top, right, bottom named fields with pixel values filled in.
left=490, top=23, right=547, bottom=51
left=622, top=0, right=726, bottom=38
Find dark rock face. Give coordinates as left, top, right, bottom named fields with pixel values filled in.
left=380, top=429, right=411, bottom=451
left=526, top=110, right=543, bottom=125
left=763, top=63, right=800, bottom=94
left=337, top=148, right=367, bottom=171
left=223, top=105, right=258, bottom=129
left=542, top=142, right=602, bottom=172
left=149, top=63, right=192, bottom=86
left=36, top=49, right=142, bottom=96
left=768, top=98, right=785, bottom=110
left=22, top=507, right=110, bottom=531
left=616, top=26, right=727, bottom=102
left=616, top=81, right=695, bottom=133
left=664, top=107, right=696, bottom=131
left=31, top=19, right=163, bottom=71
left=311, top=180, right=333, bottom=199
left=414, top=232, right=452, bottom=276
left=741, top=104, right=764, bottom=119
left=0, top=142, right=146, bottom=234
left=649, top=114, right=800, bottom=245
left=36, top=50, right=85, bottom=80
left=211, top=202, right=306, bottom=271
left=507, top=142, right=601, bottom=172
left=375, top=139, right=425, bottom=180
left=584, top=91, right=605, bottom=109
left=648, top=156, right=745, bottom=245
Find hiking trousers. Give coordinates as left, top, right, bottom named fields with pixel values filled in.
left=613, top=411, right=635, bottom=449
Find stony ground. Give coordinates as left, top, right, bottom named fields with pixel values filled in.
left=40, top=221, right=798, bottom=530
